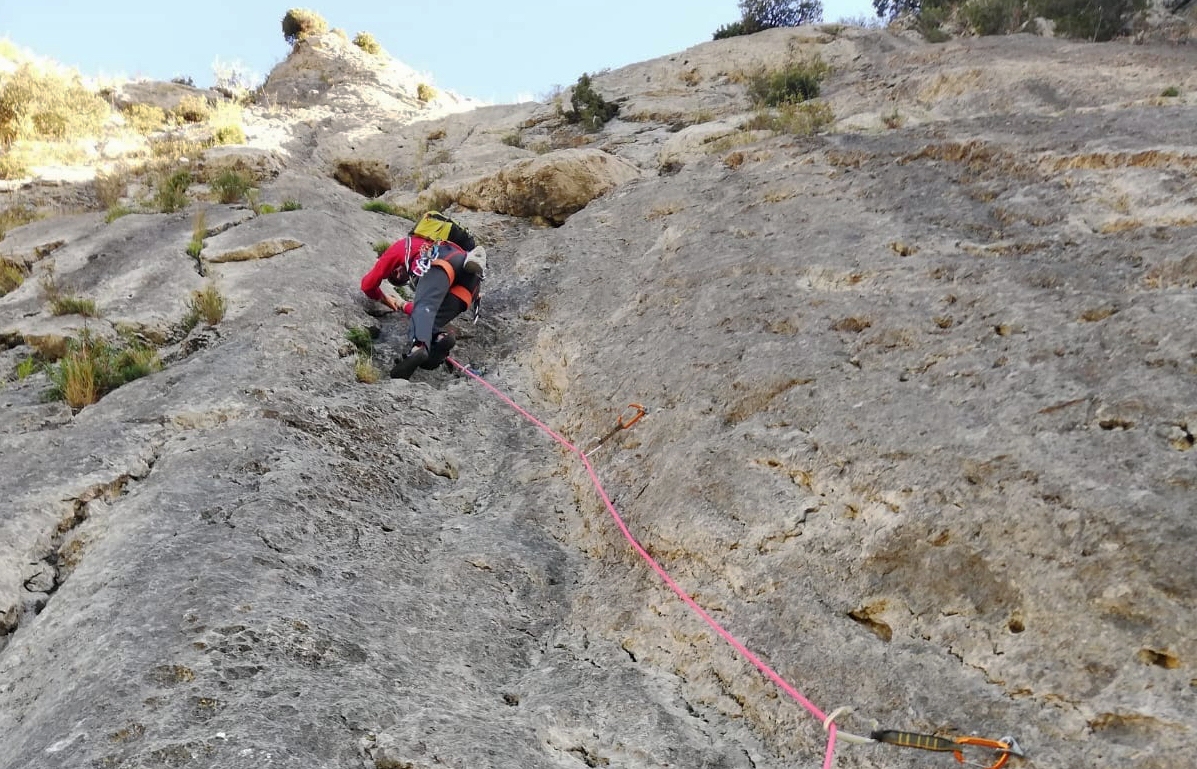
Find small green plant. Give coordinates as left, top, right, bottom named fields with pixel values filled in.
left=187, top=209, right=206, bottom=259
left=353, top=32, right=382, bottom=54
left=1161, top=86, right=1180, bottom=97
left=372, top=240, right=390, bottom=256
left=563, top=73, right=619, bottom=131
left=1, top=257, right=27, bottom=296
left=281, top=199, right=303, bottom=211
left=346, top=326, right=374, bottom=355
left=210, top=169, right=252, bottom=204
left=16, top=356, right=38, bottom=379
left=282, top=8, right=329, bottom=45
left=155, top=169, right=192, bottom=213
left=245, top=188, right=268, bottom=215
left=416, top=83, right=437, bottom=102
left=187, top=281, right=227, bottom=326
left=501, top=131, right=524, bottom=148
left=362, top=200, right=400, bottom=215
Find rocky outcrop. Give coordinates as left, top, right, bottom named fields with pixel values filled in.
left=2, top=23, right=1196, bottom=769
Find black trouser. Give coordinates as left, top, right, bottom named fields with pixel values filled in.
left=408, top=268, right=468, bottom=348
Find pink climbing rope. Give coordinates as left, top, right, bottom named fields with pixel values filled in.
left=446, top=358, right=839, bottom=769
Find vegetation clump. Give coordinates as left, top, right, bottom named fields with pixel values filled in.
left=211, top=169, right=252, bottom=204
left=1, top=257, right=27, bottom=296
left=46, top=330, right=161, bottom=410
left=747, top=56, right=829, bottom=107
left=714, top=0, right=823, bottom=39
left=183, top=281, right=227, bottom=329
left=155, top=169, right=193, bottom=213
left=353, top=32, right=382, bottom=54
left=282, top=8, right=329, bottom=46
left=0, top=63, right=110, bottom=146
left=563, top=73, right=619, bottom=132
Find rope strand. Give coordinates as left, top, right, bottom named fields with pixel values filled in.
left=446, top=358, right=839, bottom=769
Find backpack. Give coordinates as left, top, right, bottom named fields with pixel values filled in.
left=410, top=210, right=476, bottom=253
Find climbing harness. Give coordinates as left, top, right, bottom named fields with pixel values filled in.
left=583, top=403, right=647, bottom=456
left=444, top=357, right=1027, bottom=769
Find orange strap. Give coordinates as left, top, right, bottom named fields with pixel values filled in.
left=431, top=258, right=456, bottom=285
left=450, top=284, right=473, bottom=307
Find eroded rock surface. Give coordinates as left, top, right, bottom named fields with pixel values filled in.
left=2, top=24, right=1195, bottom=769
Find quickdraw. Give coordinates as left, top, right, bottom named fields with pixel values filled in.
left=583, top=403, right=647, bottom=456
left=870, top=730, right=1025, bottom=769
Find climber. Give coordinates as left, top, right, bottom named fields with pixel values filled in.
left=360, top=234, right=487, bottom=379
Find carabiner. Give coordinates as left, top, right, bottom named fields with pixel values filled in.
left=618, top=403, right=647, bottom=429
left=953, top=735, right=1025, bottom=769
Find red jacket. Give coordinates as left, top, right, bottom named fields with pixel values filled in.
left=360, top=235, right=435, bottom=302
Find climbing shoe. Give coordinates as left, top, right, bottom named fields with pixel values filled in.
left=421, top=331, right=456, bottom=369
left=390, top=343, right=429, bottom=379
left=463, top=246, right=487, bottom=276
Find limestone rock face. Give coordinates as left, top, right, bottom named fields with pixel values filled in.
left=2, top=22, right=1197, bottom=769
left=449, top=148, right=644, bottom=224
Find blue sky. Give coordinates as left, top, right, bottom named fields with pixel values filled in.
left=1, top=1, right=880, bottom=104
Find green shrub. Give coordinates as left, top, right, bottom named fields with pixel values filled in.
left=281, top=199, right=303, bottom=211
left=372, top=240, right=390, bottom=255
left=282, top=8, right=329, bottom=45
left=416, top=83, right=437, bottom=102
left=213, top=124, right=246, bottom=145
left=46, top=330, right=161, bottom=409
left=1161, top=86, right=1180, bottom=97
left=1031, top=0, right=1145, bottom=41
left=962, top=0, right=1024, bottom=34
left=362, top=200, right=401, bottom=215
left=747, top=57, right=828, bottom=107
left=155, top=169, right=192, bottom=213
left=0, top=63, right=110, bottom=146
left=715, top=0, right=822, bottom=37
left=210, top=169, right=252, bottom=203
left=353, top=32, right=382, bottom=54
left=564, top=73, right=619, bottom=131
left=500, top=131, right=524, bottom=148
